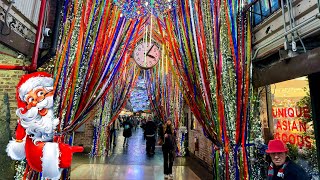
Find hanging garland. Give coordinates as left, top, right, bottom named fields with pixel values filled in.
left=154, top=0, right=254, bottom=179
left=53, top=0, right=145, bottom=134
left=47, top=0, right=147, bottom=178
left=90, top=59, right=141, bottom=156
left=145, top=43, right=185, bottom=155
left=47, top=0, right=261, bottom=179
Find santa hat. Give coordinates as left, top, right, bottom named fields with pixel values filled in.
left=16, top=72, right=53, bottom=108
left=15, top=71, right=53, bottom=140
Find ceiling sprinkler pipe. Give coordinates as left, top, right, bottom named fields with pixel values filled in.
left=286, top=0, right=295, bottom=48
left=252, top=13, right=320, bottom=61
left=280, top=0, right=289, bottom=49
left=288, top=0, right=306, bottom=52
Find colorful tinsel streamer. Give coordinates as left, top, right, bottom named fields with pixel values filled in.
left=90, top=59, right=140, bottom=156
left=49, top=0, right=255, bottom=179
left=53, top=0, right=145, bottom=134
left=156, top=0, right=253, bottom=179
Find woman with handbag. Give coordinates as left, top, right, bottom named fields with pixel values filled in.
left=161, top=119, right=176, bottom=179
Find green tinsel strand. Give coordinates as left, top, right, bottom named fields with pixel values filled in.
left=54, top=0, right=83, bottom=128
left=71, top=0, right=110, bottom=120
left=68, top=0, right=86, bottom=123
left=215, top=150, right=220, bottom=180
left=201, top=0, right=219, bottom=132
left=14, top=161, right=26, bottom=180
left=54, top=0, right=72, bottom=78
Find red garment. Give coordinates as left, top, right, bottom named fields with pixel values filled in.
left=25, top=136, right=83, bottom=172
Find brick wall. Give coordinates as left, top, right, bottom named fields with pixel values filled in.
left=186, top=108, right=213, bottom=169
left=0, top=51, right=29, bottom=135
left=0, top=70, right=26, bottom=131
left=73, top=120, right=94, bottom=152
left=0, top=47, right=30, bottom=177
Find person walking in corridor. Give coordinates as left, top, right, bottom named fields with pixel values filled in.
left=161, top=119, right=176, bottom=179
left=122, top=117, right=133, bottom=147
left=110, top=118, right=120, bottom=147
left=141, top=118, right=147, bottom=140
left=266, top=139, right=310, bottom=180
left=144, top=117, right=157, bottom=155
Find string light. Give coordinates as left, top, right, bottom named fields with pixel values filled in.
left=113, top=0, right=177, bottom=19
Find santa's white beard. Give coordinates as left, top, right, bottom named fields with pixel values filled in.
left=16, top=96, right=59, bottom=143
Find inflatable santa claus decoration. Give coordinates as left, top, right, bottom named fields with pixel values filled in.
left=6, top=72, right=83, bottom=179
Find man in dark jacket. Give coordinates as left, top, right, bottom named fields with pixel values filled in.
left=266, top=139, right=310, bottom=180
left=144, top=117, right=157, bottom=155
left=122, top=117, right=133, bottom=146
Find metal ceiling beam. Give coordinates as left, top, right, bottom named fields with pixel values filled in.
left=253, top=46, right=320, bottom=87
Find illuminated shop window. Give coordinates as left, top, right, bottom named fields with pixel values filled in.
left=271, top=77, right=318, bottom=176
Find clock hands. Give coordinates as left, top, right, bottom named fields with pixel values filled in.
left=134, top=42, right=159, bottom=69
left=146, top=44, right=154, bottom=57
left=145, top=44, right=157, bottom=59
left=147, top=54, right=155, bottom=58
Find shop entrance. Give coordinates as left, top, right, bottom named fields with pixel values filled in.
left=268, top=77, right=319, bottom=177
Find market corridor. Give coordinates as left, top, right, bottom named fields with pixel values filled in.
left=70, top=127, right=211, bottom=180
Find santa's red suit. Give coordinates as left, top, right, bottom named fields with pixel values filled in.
left=6, top=72, right=83, bottom=179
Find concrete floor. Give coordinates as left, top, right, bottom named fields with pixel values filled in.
left=70, top=127, right=212, bottom=180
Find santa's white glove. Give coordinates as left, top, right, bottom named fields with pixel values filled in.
left=6, top=138, right=26, bottom=160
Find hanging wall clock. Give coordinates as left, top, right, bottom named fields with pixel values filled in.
left=133, top=42, right=161, bottom=69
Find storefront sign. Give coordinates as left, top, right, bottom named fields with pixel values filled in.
left=272, top=106, right=311, bottom=148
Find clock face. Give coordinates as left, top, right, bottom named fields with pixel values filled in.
left=133, top=42, right=161, bottom=69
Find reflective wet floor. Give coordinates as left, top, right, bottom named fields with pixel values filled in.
left=71, top=127, right=212, bottom=180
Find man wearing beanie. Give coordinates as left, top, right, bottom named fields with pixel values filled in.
left=266, top=139, right=310, bottom=180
